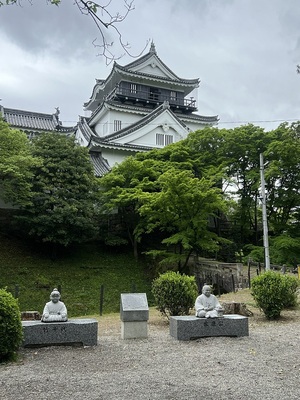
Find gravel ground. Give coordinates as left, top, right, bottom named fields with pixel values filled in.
left=1, top=313, right=299, bottom=400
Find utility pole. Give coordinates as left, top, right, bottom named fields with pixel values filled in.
left=259, top=153, right=270, bottom=270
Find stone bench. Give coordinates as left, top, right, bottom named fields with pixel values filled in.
left=169, top=315, right=249, bottom=341
left=21, top=318, right=98, bottom=347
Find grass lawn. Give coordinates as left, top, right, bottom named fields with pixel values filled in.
left=1, top=233, right=299, bottom=324
left=0, top=234, right=154, bottom=317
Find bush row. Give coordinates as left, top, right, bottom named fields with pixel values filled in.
left=0, top=288, right=23, bottom=362
left=251, top=271, right=299, bottom=319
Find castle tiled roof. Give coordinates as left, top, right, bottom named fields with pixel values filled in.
left=84, top=43, right=199, bottom=110
left=0, top=106, right=76, bottom=134
left=1, top=107, right=59, bottom=131
left=77, top=116, right=153, bottom=154
left=180, top=113, right=219, bottom=124
left=89, top=152, right=111, bottom=177
left=121, top=42, right=199, bottom=86
left=89, top=136, right=153, bottom=152
left=101, top=101, right=189, bottom=142
left=77, top=116, right=94, bottom=142
left=89, top=100, right=149, bottom=124
left=114, top=64, right=200, bottom=86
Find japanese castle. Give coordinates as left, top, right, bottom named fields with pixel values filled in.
left=1, top=42, right=218, bottom=176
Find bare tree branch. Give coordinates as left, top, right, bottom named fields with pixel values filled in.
left=74, top=0, right=149, bottom=64
left=0, top=0, right=149, bottom=64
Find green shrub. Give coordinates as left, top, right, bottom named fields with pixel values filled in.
left=0, top=288, right=23, bottom=362
left=251, top=271, right=299, bottom=319
left=281, top=274, right=299, bottom=308
left=151, top=271, right=198, bottom=318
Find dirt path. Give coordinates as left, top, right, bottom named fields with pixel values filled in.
left=1, top=306, right=300, bottom=400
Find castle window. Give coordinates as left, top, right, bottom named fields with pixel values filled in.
left=156, top=133, right=164, bottom=146
left=165, top=134, right=173, bottom=145
left=170, top=91, right=177, bottom=101
left=156, top=133, right=173, bottom=146
left=150, top=87, right=159, bottom=101
left=130, top=83, right=137, bottom=94
left=114, top=120, right=122, bottom=131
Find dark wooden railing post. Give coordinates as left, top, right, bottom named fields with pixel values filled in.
left=231, top=274, right=235, bottom=292
left=131, top=282, right=136, bottom=292
left=100, top=285, right=104, bottom=316
left=14, top=284, right=19, bottom=299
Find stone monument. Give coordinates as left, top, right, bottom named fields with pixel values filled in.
left=120, top=293, right=149, bottom=339
left=21, top=288, right=98, bottom=347
left=41, top=288, right=68, bottom=322
left=169, top=284, right=249, bottom=340
left=195, top=284, right=224, bottom=318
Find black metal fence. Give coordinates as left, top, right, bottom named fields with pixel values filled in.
left=7, top=281, right=144, bottom=317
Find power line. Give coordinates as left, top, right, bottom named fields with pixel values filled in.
left=219, top=118, right=300, bottom=125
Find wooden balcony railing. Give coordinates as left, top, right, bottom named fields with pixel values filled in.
left=107, top=87, right=197, bottom=110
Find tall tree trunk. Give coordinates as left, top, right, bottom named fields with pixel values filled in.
left=180, top=249, right=193, bottom=275
left=127, top=227, right=138, bottom=260
left=51, top=242, right=58, bottom=261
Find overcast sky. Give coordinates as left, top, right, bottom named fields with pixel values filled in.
left=1, top=0, right=300, bottom=131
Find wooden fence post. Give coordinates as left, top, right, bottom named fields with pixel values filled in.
left=14, top=284, right=19, bottom=299
left=131, top=282, right=136, bottom=292
left=231, top=274, right=235, bottom=292
left=100, top=285, right=104, bottom=316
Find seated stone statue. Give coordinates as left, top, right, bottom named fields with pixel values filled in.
left=195, top=285, right=223, bottom=318
left=41, top=288, right=68, bottom=322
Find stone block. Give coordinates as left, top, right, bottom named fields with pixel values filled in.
left=22, top=318, right=98, bottom=347
left=169, top=315, right=249, bottom=341
left=121, top=321, right=148, bottom=339
left=120, top=293, right=149, bottom=322
left=21, top=311, right=41, bottom=321
left=221, top=301, right=253, bottom=317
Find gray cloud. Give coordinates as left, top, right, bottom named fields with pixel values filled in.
left=0, top=0, right=300, bottom=130
left=0, top=1, right=121, bottom=62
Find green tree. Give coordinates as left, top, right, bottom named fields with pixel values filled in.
left=183, top=127, right=227, bottom=176
left=221, top=124, right=273, bottom=247
left=99, top=135, right=228, bottom=266
left=16, top=133, right=98, bottom=253
left=138, top=169, right=227, bottom=272
left=99, top=155, right=163, bottom=259
left=269, top=234, right=300, bottom=267
left=100, top=122, right=300, bottom=266
left=265, top=122, right=300, bottom=235
left=0, top=119, right=35, bottom=207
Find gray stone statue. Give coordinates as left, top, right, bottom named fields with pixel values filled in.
left=195, top=285, right=223, bottom=318
left=41, top=288, right=68, bottom=322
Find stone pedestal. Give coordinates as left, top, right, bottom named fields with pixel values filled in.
left=121, top=320, right=148, bottom=339
left=22, top=318, right=98, bottom=347
left=170, top=314, right=249, bottom=341
left=120, top=293, right=149, bottom=339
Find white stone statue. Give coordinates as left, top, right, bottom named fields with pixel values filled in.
left=195, top=285, right=223, bottom=318
left=41, top=288, right=68, bottom=322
